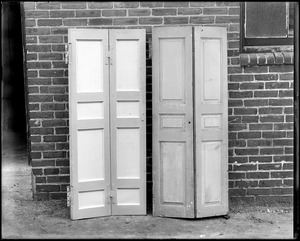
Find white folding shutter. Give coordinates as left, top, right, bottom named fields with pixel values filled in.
left=194, top=27, right=228, bottom=218
left=109, top=29, right=146, bottom=215
left=69, top=29, right=111, bottom=219
left=152, top=27, right=195, bottom=218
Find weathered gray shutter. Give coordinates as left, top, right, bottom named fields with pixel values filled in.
left=194, top=26, right=228, bottom=218
left=69, top=29, right=111, bottom=219
left=152, top=27, right=195, bottom=218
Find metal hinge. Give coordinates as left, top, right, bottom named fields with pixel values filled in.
left=67, top=185, right=71, bottom=207
left=64, top=43, right=69, bottom=64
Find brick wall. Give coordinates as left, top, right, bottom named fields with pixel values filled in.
left=23, top=2, right=294, bottom=205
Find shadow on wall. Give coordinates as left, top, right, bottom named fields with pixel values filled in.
left=1, top=2, right=27, bottom=148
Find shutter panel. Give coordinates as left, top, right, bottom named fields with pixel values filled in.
left=152, top=27, right=195, bottom=218
left=109, top=29, right=146, bottom=215
left=69, top=29, right=111, bottom=219
left=194, top=27, right=228, bottom=218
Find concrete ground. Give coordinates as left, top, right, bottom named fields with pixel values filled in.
left=1, top=132, right=294, bottom=239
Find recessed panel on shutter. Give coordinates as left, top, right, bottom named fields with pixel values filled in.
left=194, top=26, right=228, bottom=218
left=152, top=27, right=194, bottom=218
left=109, top=29, right=146, bottom=215
left=69, top=29, right=111, bottom=219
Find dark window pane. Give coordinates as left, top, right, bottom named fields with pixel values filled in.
left=245, top=2, right=288, bottom=38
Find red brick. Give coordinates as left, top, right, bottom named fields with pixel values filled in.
left=228, top=7, right=240, bottom=15
left=51, top=28, right=68, bottom=35
left=27, top=44, right=52, bottom=53
left=271, top=171, right=293, bottom=179
left=283, top=180, right=293, bottom=186
left=56, top=159, right=69, bottom=166
left=229, top=124, right=247, bottom=131
left=282, top=52, right=294, bottom=64
left=139, top=17, right=163, bottom=25
left=238, top=132, right=261, bottom=139
left=26, top=36, right=37, bottom=43
left=269, top=65, right=294, bottom=73
left=56, top=143, right=69, bottom=150
left=244, top=99, right=268, bottom=107
left=247, top=140, right=272, bottom=147
left=28, top=95, right=53, bottom=103
left=54, top=95, right=68, bottom=102
left=27, top=61, right=51, bottom=69
left=229, top=91, right=253, bottom=98
left=246, top=172, right=269, bottom=179
left=260, top=148, right=284, bottom=155
left=42, top=120, right=66, bottom=127
left=203, top=7, right=227, bottom=15
left=25, top=19, right=36, bottom=27
left=178, top=8, right=202, bottom=15
left=89, top=18, right=113, bottom=25
left=269, top=99, right=293, bottom=106
left=229, top=172, right=246, bottom=179
left=44, top=168, right=59, bottom=175
left=31, top=159, right=55, bottom=167
left=37, top=19, right=62, bottom=26
left=236, top=181, right=258, bottom=188
left=216, top=16, right=239, bottom=23
left=190, top=16, right=214, bottom=24
left=44, top=151, right=66, bottom=158
left=229, top=189, right=246, bottom=196
left=270, top=188, right=293, bottom=195
left=228, top=100, right=243, bottom=107
left=114, top=18, right=138, bottom=25
left=25, top=10, right=49, bottom=18
left=265, top=82, right=289, bottom=89
left=36, top=184, right=60, bottom=192
left=260, top=116, right=285, bottom=123
left=32, top=168, right=43, bottom=176
left=273, top=139, right=293, bottom=146
left=164, top=17, right=188, bottom=25
left=283, top=163, right=293, bottom=170
left=259, top=180, right=282, bottom=187
left=274, top=123, right=293, bottom=130
left=55, top=111, right=69, bottom=119
left=39, top=36, right=64, bottom=43
left=229, top=74, right=253, bottom=82
left=235, top=148, right=258, bottom=155
left=242, top=116, right=259, bottom=123
left=247, top=188, right=270, bottom=195
left=240, top=82, right=264, bottom=90
left=24, top=2, right=35, bottom=10
left=244, top=66, right=268, bottom=73
left=36, top=2, right=61, bottom=9
left=30, top=127, right=54, bottom=135
left=28, top=78, right=51, bottom=86
left=274, top=52, right=284, bottom=64
left=254, top=90, right=278, bottom=98
left=263, top=131, right=286, bottom=139
left=266, top=53, right=275, bottom=64
left=102, top=9, right=126, bottom=17
left=43, top=135, right=67, bottom=143
left=152, top=8, right=176, bottom=16
left=39, top=53, right=63, bottom=60
left=229, top=140, right=246, bottom=147
left=279, top=90, right=293, bottom=97
left=75, top=10, right=100, bottom=17
left=39, top=70, right=64, bottom=77
left=30, top=112, right=54, bottom=119
left=229, top=157, right=248, bottom=164
left=190, top=2, right=214, bottom=7
left=62, top=2, right=86, bottom=9
left=32, top=143, right=55, bottom=151
left=164, top=2, right=188, bottom=7
left=52, top=78, right=68, bottom=85
left=113, top=2, right=139, bottom=8
left=128, top=9, right=151, bottom=16
left=280, top=73, right=293, bottom=80
left=55, top=127, right=69, bottom=135
left=50, top=10, right=75, bottom=18
left=63, top=19, right=87, bottom=26
left=234, top=108, right=257, bottom=115
left=249, top=124, right=272, bottom=131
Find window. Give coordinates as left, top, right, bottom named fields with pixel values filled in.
left=241, top=2, right=294, bottom=52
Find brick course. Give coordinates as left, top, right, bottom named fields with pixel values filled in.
left=24, top=1, right=293, bottom=206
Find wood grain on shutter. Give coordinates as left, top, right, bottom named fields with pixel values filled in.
left=152, top=27, right=194, bottom=218
left=109, top=29, right=146, bottom=215
left=194, top=27, right=228, bottom=218
left=69, top=29, right=111, bottom=219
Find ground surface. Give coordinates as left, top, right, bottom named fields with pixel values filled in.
left=1, top=134, right=295, bottom=239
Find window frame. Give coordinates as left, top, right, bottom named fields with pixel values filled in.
left=240, top=2, right=294, bottom=53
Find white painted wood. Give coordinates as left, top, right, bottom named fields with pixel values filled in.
left=194, top=26, right=228, bottom=218
left=116, top=40, right=139, bottom=91
left=77, top=102, right=103, bottom=120
left=76, top=40, right=103, bottom=92
left=152, top=27, right=194, bottom=218
left=109, top=29, right=146, bottom=215
left=69, top=29, right=111, bottom=220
